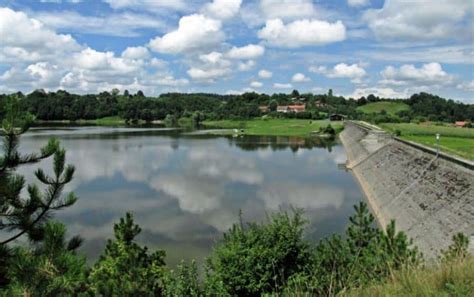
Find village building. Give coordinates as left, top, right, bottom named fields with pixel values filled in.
left=288, top=104, right=306, bottom=113
left=454, top=121, right=468, bottom=127
left=277, top=103, right=306, bottom=113
left=314, top=100, right=326, bottom=108
left=258, top=106, right=269, bottom=113
left=329, top=114, right=346, bottom=121
left=276, top=105, right=289, bottom=113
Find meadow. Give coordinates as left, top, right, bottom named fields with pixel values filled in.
left=202, top=119, right=344, bottom=137
left=357, top=101, right=411, bottom=115
left=380, top=123, right=474, bottom=160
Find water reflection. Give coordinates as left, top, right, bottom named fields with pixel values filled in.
left=15, top=126, right=363, bottom=266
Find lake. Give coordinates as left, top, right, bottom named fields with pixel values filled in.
left=16, top=126, right=364, bottom=266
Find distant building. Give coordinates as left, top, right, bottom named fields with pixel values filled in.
left=277, top=104, right=306, bottom=113
left=454, top=121, right=468, bottom=127
left=288, top=104, right=306, bottom=113
left=314, top=100, right=326, bottom=108
left=329, top=114, right=346, bottom=121
left=259, top=106, right=269, bottom=113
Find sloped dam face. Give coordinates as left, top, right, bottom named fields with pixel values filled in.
left=340, top=122, right=474, bottom=259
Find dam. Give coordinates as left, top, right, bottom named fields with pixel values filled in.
left=340, top=121, right=474, bottom=259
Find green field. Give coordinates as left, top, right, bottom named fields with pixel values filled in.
left=380, top=123, right=474, bottom=160
left=357, top=101, right=410, bottom=115
left=203, top=119, right=344, bottom=137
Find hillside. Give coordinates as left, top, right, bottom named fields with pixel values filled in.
left=357, top=101, right=411, bottom=115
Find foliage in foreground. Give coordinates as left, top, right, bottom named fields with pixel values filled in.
left=1, top=207, right=471, bottom=296
left=344, top=243, right=473, bottom=297
left=87, top=212, right=166, bottom=296
left=0, top=95, right=77, bottom=287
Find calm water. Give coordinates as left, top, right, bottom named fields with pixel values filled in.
left=16, top=126, right=364, bottom=266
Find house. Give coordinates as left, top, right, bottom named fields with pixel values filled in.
left=258, top=105, right=269, bottom=113
left=314, top=100, right=326, bottom=108
left=454, top=121, right=468, bottom=127
left=277, top=104, right=306, bottom=113
left=288, top=104, right=306, bottom=113
left=329, top=114, right=346, bottom=121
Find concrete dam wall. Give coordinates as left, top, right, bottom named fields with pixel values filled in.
left=340, top=122, right=474, bottom=259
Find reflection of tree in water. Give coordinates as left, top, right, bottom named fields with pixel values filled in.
left=226, top=135, right=336, bottom=153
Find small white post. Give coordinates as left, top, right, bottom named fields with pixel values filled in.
left=436, top=133, right=440, bottom=158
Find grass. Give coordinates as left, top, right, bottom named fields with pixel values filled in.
left=357, top=102, right=410, bottom=115
left=202, top=119, right=344, bottom=137
left=380, top=123, right=474, bottom=160
left=89, top=116, right=125, bottom=125
left=343, top=257, right=474, bottom=297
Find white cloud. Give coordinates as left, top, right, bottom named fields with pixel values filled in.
left=0, top=7, right=80, bottom=64
left=258, top=182, right=344, bottom=211
left=226, top=44, right=265, bottom=59
left=457, top=80, right=474, bottom=92
left=250, top=81, right=263, bottom=88
left=148, top=14, right=224, bottom=54
left=347, top=0, right=369, bottom=7
left=273, top=83, right=292, bottom=89
left=238, top=60, right=256, bottom=71
left=258, top=69, right=273, bottom=79
left=121, top=46, right=149, bottom=60
left=364, top=0, right=472, bottom=41
left=152, top=75, right=189, bottom=87
left=199, top=51, right=231, bottom=67
left=260, top=0, right=315, bottom=20
left=258, top=18, right=346, bottom=48
left=0, top=7, right=189, bottom=95
left=103, top=0, right=186, bottom=12
left=203, top=0, right=242, bottom=20
left=226, top=89, right=242, bottom=95
left=291, top=73, right=310, bottom=83
left=349, top=87, right=407, bottom=99
left=33, top=10, right=165, bottom=37
left=187, top=67, right=230, bottom=82
left=380, top=63, right=454, bottom=86
left=149, top=58, right=168, bottom=68
left=310, top=63, right=366, bottom=83
left=358, top=45, right=474, bottom=65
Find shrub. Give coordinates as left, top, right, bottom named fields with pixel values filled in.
left=206, top=210, right=312, bottom=296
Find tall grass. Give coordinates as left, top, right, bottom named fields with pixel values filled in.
left=343, top=257, right=474, bottom=297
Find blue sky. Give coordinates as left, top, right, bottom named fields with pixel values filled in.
left=0, top=0, right=473, bottom=102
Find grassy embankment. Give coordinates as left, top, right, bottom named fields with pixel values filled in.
left=203, top=119, right=344, bottom=137
left=343, top=257, right=474, bottom=297
left=357, top=101, right=410, bottom=115
left=380, top=123, right=474, bottom=160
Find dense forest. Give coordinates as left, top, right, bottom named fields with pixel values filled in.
left=0, top=89, right=473, bottom=124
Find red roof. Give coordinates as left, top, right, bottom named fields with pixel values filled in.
left=455, top=121, right=467, bottom=127
left=288, top=104, right=306, bottom=112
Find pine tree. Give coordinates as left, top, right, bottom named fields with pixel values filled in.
left=0, top=95, right=77, bottom=285
left=2, top=221, right=86, bottom=296
left=87, top=212, right=167, bottom=296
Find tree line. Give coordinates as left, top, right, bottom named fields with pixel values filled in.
left=1, top=89, right=472, bottom=124
left=0, top=96, right=471, bottom=296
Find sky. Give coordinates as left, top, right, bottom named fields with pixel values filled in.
left=0, top=0, right=473, bottom=102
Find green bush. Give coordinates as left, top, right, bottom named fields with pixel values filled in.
left=206, top=210, right=312, bottom=296
left=287, top=203, right=421, bottom=295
